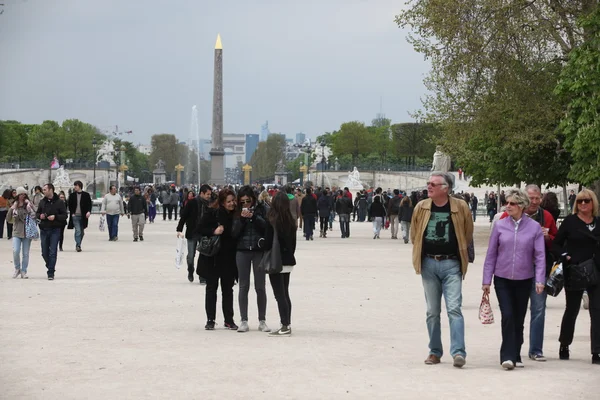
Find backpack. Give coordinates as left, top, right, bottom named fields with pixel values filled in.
left=390, top=197, right=401, bottom=214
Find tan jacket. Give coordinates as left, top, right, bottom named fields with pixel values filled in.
left=410, top=196, right=474, bottom=278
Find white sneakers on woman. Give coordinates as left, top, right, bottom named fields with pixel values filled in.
left=237, top=320, right=271, bottom=333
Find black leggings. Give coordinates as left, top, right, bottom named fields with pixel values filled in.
left=269, top=273, right=291, bottom=326
left=559, top=284, right=600, bottom=354
left=319, top=216, right=328, bottom=233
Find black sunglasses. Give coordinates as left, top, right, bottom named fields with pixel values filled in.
left=576, top=198, right=592, bottom=204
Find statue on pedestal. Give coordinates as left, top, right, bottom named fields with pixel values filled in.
left=431, top=146, right=451, bottom=172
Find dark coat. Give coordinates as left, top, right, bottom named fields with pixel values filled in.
left=177, top=197, right=210, bottom=239
left=261, top=221, right=297, bottom=267
left=317, top=195, right=332, bottom=218
left=232, top=202, right=268, bottom=251
left=128, top=194, right=148, bottom=215
left=67, top=190, right=92, bottom=229
left=301, top=194, right=318, bottom=216
left=399, top=204, right=414, bottom=222
left=197, top=207, right=238, bottom=281
left=36, top=193, right=68, bottom=230
left=369, top=201, right=387, bottom=219
left=335, top=196, right=353, bottom=215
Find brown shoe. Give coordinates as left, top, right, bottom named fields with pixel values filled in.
left=424, top=354, right=441, bottom=365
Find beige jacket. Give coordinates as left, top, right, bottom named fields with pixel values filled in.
left=410, top=196, right=474, bottom=278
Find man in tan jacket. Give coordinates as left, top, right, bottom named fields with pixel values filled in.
left=411, top=172, right=474, bottom=368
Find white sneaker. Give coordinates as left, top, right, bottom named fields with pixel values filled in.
left=515, top=361, right=524, bottom=368
left=258, top=320, right=271, bottom=332
left=502, top=361, right=515, bottom=370
left=12, top=269, right=21, bottom=279
left=583, top=292, right=590, bottom=310
left=21, top=272, right=28, bottom=279
left=237, top=321, right=249, bottom=333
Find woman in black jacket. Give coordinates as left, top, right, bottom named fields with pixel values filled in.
left=398, top=196, right=414, bottom=244
left=198, top=189, right=238, bottom=330
left=231, top=186, right=270, bottom=333
left=369, top=195, right=386, bottom=239
left=261, top=192, right=297, bottom=336
left=317, top=189, right=331, bottom=238
left=551, top=189, right=600, bottom=364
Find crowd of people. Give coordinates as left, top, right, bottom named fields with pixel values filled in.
left=3, top=173, right=599, bottom=353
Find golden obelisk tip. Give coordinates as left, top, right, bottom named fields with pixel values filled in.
left=215, top=34, right=222, bottom=50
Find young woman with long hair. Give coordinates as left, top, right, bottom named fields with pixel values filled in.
left=262, top=191, right=297, bottom=336
left=232, top=186, right=270, bottom=333
left=10, top=187, right=37, bottom=278
left=197, top=189, right=239, bottom=330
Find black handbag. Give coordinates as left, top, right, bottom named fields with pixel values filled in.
left=566, top=258, right=598, bottom=291
left=259, top=228, right=283, bottom=274
left=197, top=235, right=221, bottom=257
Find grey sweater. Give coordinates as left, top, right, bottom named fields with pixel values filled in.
left=101, top=193, right=125, bottom=215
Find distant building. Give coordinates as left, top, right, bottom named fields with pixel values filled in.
left=295, top=132, right=306, bottom=144
left=286, top=138, right=294, bottom=145
left=245, top=134, right=259, bottom=163
left=137, top=144, right=152, bottom=156
left=260, top=121, right=270, bottom=142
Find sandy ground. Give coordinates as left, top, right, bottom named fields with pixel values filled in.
left=1, top=216, right=598, bottom=400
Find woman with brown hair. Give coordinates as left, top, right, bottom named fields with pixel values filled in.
left=197, top=189, right=238, bottom=330
left=541, top=191, right=561, bottom=222
left=10, top=187, right=37, bottom=278
left=552, top=188, right=600, bottom=365
left=261, top=191, right=297, bottom=336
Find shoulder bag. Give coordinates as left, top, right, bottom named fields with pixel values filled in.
left=565, top=222, right=599, bottom=291
left=25, top=215, right=40, bottom=240
left=259, top=228, right=283, bottom=274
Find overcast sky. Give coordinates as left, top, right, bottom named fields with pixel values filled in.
left=0, top=0, right=429, bottom=145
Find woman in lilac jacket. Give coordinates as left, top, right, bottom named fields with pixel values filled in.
left=482, top=189, right=546, bottom=370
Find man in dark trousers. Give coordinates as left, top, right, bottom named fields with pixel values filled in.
left=336, top=189, right=353, bottom=238
left=37, top=183, right=68, bottom=280
left=177, top=184, right=212, bottom=284
left=300, top=187, right=317, bottom=241
left=67, top=180, right=92, bottom=252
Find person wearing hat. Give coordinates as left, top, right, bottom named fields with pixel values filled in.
left=10, top=187, right=37, bottom=278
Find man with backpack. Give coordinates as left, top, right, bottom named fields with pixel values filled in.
left=387, top=189, right=403, bottom=239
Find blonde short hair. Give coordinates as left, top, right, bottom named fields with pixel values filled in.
left=573, top=189, right=599, bottom=217
left=506, top=189, right=530, bottom=209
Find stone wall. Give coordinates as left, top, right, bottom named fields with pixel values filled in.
left=0, top=168, right=115, bottom=196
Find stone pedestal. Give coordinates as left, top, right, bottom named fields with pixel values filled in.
left=209, top=150, right=225, bottom=185
left=153, top=168, right=167, bottom=185
left=274, top=171, right=289, bottom=187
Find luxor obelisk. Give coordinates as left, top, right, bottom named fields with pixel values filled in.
left=209, top=34, right=225, bottom=185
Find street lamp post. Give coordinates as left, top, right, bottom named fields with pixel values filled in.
left=92, top=138, right=97, bottom=199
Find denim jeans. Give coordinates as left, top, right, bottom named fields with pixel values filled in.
left=389, top=215, right=399, bottom=237
left=13, top=236, right=32, bottom=273
left=72, top=215, right=84, bottom=247
left=106, top=214, right=119, bottom=240
left=186, top=236, right=198, bottom=274
left=372, top=217, right=383, bottom=236
left=40, top=228, right=60, bottom=276
left=401, top=221, right=411, bottom=241
left=472, top=209, right=477, bottom=222
left=337, top=214, right=349, bottom=237
left=494, top=276, right=532, bottom=364
left=529, top=281, right=547, bottom=356
left=421, top=257, right=465, bottom=358
left=303, top=215, right=315, bottom=239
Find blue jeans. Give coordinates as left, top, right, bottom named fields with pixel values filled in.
left=106, top=214, right=119, bottom=240
left=13, top=237, right=32, bottom=273
left=303, top=215, right=315, bottom=239
left=421, top=257, right=465, bottom=358
left=338, top=214, right=350, bottom=237
left=529, top=281, right=547, bottom=356
left=40, top=228, right=60, bottom=276
left=72, top=215, right=84, bottom=247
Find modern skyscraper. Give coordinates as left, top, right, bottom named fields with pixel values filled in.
left=245, top=134, right=259, bottom=163
left=296, top=132, right=306, bottom=144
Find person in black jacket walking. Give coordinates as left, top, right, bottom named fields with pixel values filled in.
left=261, top=191, right=297, bottom=336
left=317, top=189, right=332, bottom=238
left=399, top=196, right=414, bottom=244
left=300, top=188, right=317, bottom=241
left=198, top=189, right=238, bottom=330
left=128, top=187, right=148, bottom=242
left=231, top=186, right=270, bottom=332
left=67, top=180, right=92, bottom=252
left=369, top=195, right=386, bottom=239
left=177, top=184, right=211, bottom=284
left=36, top=183, right=68, bottom=280
left=335, top=189, right=353, bottom=238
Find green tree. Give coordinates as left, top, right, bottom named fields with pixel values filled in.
left=391, top=122, right=438, bottom=168
left=556, top=7, right=600, bottom=188
left=395, top=1, right=593, bottom=186
left=61, top=119, right=97, bottom=162
left=249, top=134, right=286, bottom=180
left=28, top=120, right=65, bottom=162
left=332, top=121, right=371, bottom=164
left=149, top=134, right=178, bottom=174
